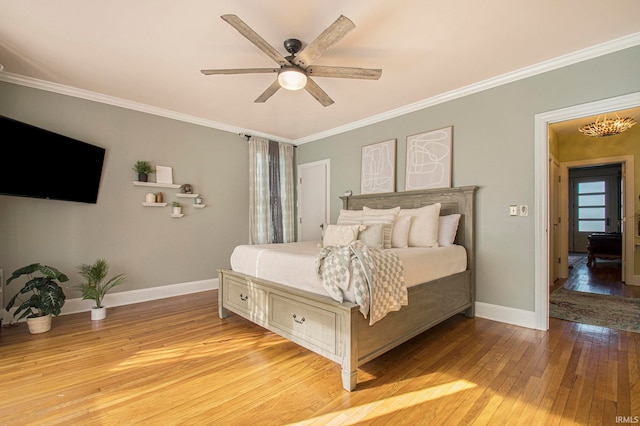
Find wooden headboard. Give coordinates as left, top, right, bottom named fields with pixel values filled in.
left=339, top=186, right=478, bottom=271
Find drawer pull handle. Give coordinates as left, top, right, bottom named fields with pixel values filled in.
left=293, top=314, right=305, bottom=324
left=239, top=293, right=248, bottom=301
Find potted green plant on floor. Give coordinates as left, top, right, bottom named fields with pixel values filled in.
left=5, top=263, right=68, bottom=334
left=132, top=160, right=154, bottom=182
left=75, top=258, right=127, bottom=320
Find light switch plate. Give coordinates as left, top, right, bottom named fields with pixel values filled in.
left=519, top=205, right=529, bottom=216
left=509, top=205, right=518, bottom=216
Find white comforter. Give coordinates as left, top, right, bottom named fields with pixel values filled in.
left=229, top=241, right=467, bottom=303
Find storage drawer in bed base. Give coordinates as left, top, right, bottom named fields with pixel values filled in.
left=218, top=268, right=473, bottom=391
left=219, top=270, right=357, bottom=365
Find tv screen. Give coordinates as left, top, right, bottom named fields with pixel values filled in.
left=0, top=115, right=106, bottom=204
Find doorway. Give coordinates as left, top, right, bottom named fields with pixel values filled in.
left=558, top=157, right=632, bottom=286
left=568, top=164, right=622, bottom=253
left=534, top=91, right=640, bottom=330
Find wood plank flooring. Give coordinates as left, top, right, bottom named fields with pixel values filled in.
left=1, top=290, right=638, bottom=425
left=552, top=253, right=640, bottom=298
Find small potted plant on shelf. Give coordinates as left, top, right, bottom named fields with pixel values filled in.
left=5, top=263, right=68, bottom=334
left=75, top=258, right=126, bottom=321
left=172, top=201, right=182, bottom=215
left=132, top=160, right=154, bottom=182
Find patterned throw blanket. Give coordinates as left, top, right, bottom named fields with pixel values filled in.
left=315, top=240, right=407, bottom=325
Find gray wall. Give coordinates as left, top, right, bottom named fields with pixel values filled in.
left=296, top=46, right=640, bottom=312
left=0, top=82, right=249, bottom=301
left=2, top=46, right=639, bottom=316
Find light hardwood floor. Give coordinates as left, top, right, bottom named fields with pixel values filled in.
left=552, top=253, right=640, bottom=298
left=1, top=290, right=638, bottom=425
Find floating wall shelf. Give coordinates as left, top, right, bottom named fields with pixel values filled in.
left=132, top=170, right=205, bottom=219
left=132, top=181, right=181, bottom=189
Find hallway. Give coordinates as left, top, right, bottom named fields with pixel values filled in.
left=552, top=253, right=640, bottom=298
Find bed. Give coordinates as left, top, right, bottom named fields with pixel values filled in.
left=217, top=185, right=478, bottom=391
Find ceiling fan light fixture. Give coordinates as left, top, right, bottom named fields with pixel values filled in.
left=578, top=114, right=637, bottom=137
left=278, top=66, right=307, bottom=91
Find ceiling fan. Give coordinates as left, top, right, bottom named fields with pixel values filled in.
left=200, top=14, right=382, bottom=107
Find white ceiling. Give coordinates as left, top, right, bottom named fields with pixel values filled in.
left=1, top=1, right=639, bottom=143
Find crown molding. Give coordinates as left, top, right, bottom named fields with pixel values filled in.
left=294, top=32, right=640, bottom=145
left=1, top=32, right=638, bottom=146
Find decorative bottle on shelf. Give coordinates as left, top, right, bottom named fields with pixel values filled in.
left=156, top=192, right=163, bottom=203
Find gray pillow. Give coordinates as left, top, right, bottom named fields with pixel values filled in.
left=357, top=223, right=385, bottom=249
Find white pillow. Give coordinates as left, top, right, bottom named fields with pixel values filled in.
left=391, top=215, right=412, bottom=248
left=362, top=206, right=400, bottom=249
left=357, top=223, right=384, bottom=249
left=438, top=214, right=461, bottom=246
left=322, top=224, right=362, bottom=247
left=398, top=203, right=441, bottom=248
left=362, top=206, right=401, bottom=216
left=337, top=209, right=363, bottom=225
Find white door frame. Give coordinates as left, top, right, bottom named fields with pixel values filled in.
left=562, top=157, right=631, bottom=279
left=534, top=91, right=640, bottom=330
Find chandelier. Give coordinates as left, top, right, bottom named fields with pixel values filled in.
left=578, top=114, right=637, bottom=137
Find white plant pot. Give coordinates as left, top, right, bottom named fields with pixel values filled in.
left=91, top=306, right=107, bottom=321
left=173, top=207, right=182, bottom=215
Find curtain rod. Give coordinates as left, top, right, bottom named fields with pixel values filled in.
left=238, top=133, right=297, bottom=147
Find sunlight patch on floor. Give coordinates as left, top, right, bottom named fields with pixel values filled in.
left=286, top=379, right=476, bottom=425
left=110, top=332, right=285, bottom=371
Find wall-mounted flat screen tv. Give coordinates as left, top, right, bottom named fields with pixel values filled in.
left=0, top=115, right=106, bottom=204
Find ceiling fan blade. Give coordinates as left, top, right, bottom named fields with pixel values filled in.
left=221, top=14, right=289, bottom=66
left=201, top=68, right=279, bottom=75
left=304, top=78, right=334, bottom=107
left=254, top=80, right=281, bottom=103
left=307, top=66, right=382, bottom=80
left=292, top=15, right=355, bottom=68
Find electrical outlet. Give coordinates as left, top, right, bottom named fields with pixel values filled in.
left=519, top=205, right=529, bottom=216
left=509, top=205, right=518, bottom=216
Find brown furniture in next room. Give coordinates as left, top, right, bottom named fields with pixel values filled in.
left=586, top=232, right=622, bottom=267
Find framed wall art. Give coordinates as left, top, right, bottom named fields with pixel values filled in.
left=361, top=139, right=396, bottom=194
left=155, top=165, right=174, bottom=184
left=405, top=126, right=452, bottom=190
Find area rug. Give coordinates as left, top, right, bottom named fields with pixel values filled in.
left=549, top=287, right=640, bottom=333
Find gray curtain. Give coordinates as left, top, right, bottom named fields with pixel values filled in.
left=249, top=137, right=294, bottom=244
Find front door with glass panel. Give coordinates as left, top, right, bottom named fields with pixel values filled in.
left=569, top=165, right=621, bottom=253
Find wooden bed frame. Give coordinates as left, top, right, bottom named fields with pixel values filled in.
left=218, top=185, right=477, bottom=391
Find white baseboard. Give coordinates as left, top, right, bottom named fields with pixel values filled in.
left=62, top=277, right=218, bottom=315
left=2, top=278, right=218, bottom=322
left=475, top=301, right=538, bottom=330
left=4, top=280, right=542, bottom=332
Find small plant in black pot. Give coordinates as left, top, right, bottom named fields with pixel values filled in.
left=132, top=160, right=154, bottom=182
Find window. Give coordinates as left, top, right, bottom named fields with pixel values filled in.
left=577, top=181, right=606, bottom=233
